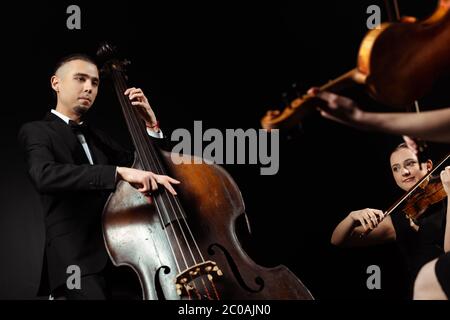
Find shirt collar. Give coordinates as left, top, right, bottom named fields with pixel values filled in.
left=51, top=109, right=83, bottom=125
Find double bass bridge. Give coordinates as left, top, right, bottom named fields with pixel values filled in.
left=175, top=260, right=223, bottom=297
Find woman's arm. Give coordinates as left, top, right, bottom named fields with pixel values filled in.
left=358, top=109, right=450, bottom=143
left=331, top=208, right=396, bottom=247
left=309, top=88, right=450, bottom=143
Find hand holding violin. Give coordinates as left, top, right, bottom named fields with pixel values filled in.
left=441, top=166, right=450, bottom=195
left=307, top=87, right=365, bottom=130
left=348, top=208, right=385, bottom=231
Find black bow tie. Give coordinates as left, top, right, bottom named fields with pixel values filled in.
left=68, top=120, right=89, bottom=135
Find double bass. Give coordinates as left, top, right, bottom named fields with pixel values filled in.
left=98, top=44, right=314, bottom=300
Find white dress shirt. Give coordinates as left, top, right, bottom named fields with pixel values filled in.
left=51, top=109, right=163, bottom=165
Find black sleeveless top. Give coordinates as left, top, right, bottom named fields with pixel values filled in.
left=391, top=199, right=447, bottom=282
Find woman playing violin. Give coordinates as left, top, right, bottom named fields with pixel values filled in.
left=331, top=143, right=449, bottom=298
left=311, top=89, right=450, bottom=299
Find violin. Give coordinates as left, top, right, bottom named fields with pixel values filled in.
left=402, top=175, right=447, bottom=220
left=261, top=0, right=450, bottom=130
left=359, top=0, right=450, bottom=107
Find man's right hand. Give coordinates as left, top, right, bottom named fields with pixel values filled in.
left=349, top=208, right=385, bottom=231
left=116, top=167, right=180, bottom=195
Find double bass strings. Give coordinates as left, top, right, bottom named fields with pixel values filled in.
left=117, top=73, right=218, bottom=300
left=112, top=69, right=218, bottom=299
left=111, top=71, right=183, bottom=272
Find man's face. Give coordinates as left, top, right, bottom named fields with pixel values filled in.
left=52, top=59, right=99, bottom=116
left=390, top=147, right=431, bottom=192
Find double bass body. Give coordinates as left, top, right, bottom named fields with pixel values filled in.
left=103, top=152, right=314, bottom=300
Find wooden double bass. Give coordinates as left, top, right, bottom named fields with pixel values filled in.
left=99, top=44, right=313, bottom=300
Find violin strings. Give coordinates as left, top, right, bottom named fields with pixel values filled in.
left=385, top=153, right=450, bottom=216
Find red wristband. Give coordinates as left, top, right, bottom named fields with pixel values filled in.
left=146, top=121, right=159, bottom=129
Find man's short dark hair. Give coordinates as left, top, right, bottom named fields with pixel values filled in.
left=54, top=53, right=97, bottom=75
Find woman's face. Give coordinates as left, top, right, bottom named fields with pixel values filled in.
left=390, top=147, right=432, bottom=191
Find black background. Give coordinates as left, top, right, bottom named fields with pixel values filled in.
left=0, top=0, right=448, bottom=299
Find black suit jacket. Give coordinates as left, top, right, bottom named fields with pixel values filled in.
left=18, top=112, right=134, bottom=294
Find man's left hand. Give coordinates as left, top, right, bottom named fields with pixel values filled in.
left=124, top=87, right=159, bottom=131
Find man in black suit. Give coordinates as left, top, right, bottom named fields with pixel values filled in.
left=18, top=54, right=180, bottom=300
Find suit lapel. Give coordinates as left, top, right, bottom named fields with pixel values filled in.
left=44, top=112, right=111, bottom=165
left=86, top=134, right=108, bottom=165
left=44, top=112, right=92, bottom=164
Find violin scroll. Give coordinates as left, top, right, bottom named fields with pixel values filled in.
left=261, top=69, right=366, bottom=130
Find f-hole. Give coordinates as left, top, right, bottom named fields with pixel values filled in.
left=208, top=243, right=264, bottom=293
